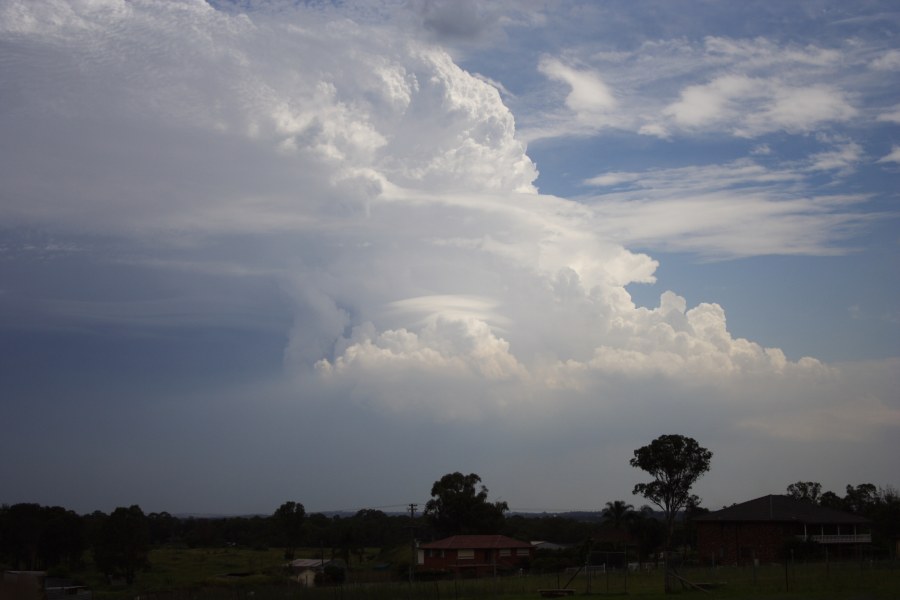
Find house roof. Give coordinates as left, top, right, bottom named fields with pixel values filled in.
left=420, top=535, right=532, bottom=550
left=694, top=495, right=869, bottom=525
left=532, top=541, right=575, bottom=550
left=287, top=559, right=327, bottom=569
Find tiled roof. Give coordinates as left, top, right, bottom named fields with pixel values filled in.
left=694, top=495, right=868, bottom=525
left=287, top=559, right=327, bottom=568
left=420, top=535, right=532, bottom=549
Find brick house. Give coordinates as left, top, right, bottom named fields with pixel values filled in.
left=694, top=494, right=870, bottom=565
left=418, top=535, right=533, bottom=576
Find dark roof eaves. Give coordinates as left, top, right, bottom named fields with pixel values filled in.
left=420, top=535, right=532, bottom=549
left=693, top=495, right=869, bottom=524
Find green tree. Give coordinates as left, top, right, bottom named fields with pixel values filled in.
left=843, top=483, right=879, bottom=514
left=273, top=501, right=306, bottom=558
left=602, top=500, right=634, bottom=529
left=0, top=503, right=44, bottom=569
left=626, top=506, right=663, bottom=565
left=503, top=514, right=589, bottom=545
left=38, top=506, right=85, bottom=569
left=424, top=472, right=508, bottom=536
left=786, top=481, right=822, bottom=503
left=93, top=505, right=150, bottom=585
left=819, top=490, right=844, bottom=510
left=870, top=485, right=900, bottom=556
left=347, top=509, right=398, bottom=548
left=630, top=434, right=712, bottom=550
left=146, top=511, right=180, bottom=546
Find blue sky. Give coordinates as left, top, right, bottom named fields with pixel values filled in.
left=1, top=0, right=898, bottom=516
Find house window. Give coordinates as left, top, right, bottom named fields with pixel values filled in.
left=499, top=549, right=511, bottom=557
left=458, top=550, right=474, bottom=560
left=516, top=549, right=530, bottom=556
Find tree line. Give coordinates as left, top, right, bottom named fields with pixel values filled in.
left=0, top=434, right=708, bottom=582
left=2, top=434, right=897, bottom=586
left=0, top=496, right=668, bottom=581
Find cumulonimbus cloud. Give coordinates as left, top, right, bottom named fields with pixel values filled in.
left=1, top=1, right=898, bottom=450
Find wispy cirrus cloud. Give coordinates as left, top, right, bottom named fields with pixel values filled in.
left=807, top=141, right=864, bottom=175
left=582, top=158, right=876, bottom=258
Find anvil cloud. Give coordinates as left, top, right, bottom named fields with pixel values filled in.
left=0, top=0, right=897, bottom=515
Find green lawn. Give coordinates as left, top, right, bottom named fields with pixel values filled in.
left=81, top=546, right=286, bottom=598
left=73, top=549, right=900, bottom=600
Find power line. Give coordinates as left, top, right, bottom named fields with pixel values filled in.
left=407, top=503, right=418, bottom=584
left=318, top=502, right=429, bottom=514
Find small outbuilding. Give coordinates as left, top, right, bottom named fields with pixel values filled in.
left=286, top=558, right=344, bottom=587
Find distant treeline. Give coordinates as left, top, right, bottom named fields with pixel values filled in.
left=0, top=502, right=667, bottom=576
left=2, top=480, right=897, bottom=581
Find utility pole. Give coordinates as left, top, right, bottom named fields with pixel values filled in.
left=408, top=503, right=418, bottom=585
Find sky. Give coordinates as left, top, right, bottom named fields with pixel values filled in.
left=1, top=0, right=898, bottom=517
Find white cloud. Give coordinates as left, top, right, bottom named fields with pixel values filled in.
left=703, top=36, right=843, bottom=69
left=734, top=359, right=900, bottom=443
left=583, top=172, right=641, bottom=187
left=315, top=317, right=529, bottom=420
left=0, top=1, right=537, bottom=236
left=741, top=83, right=857, bottom=136
left=525, top=57, right=620, bottom=139
left=1, top=1, right=898, bottom=513
left=538, top=57, right=617, bottom=116
left=8, top=0, right=875, bottom=425
left=547, top=291, right=824, bottom=382
left=877, top=106, right=900, bottom=123
left=523, top=36, right=878, bottom=142
left=663, top=77, right=856, bottom=137
left=877, top=146, right=900, bottom=165
left=637, top=122, right=669, bottom=138
left=871, top=49, right=900, bottom=71
left=581, top=159, right=875, bottom=257
left=806, top=141, right=863, bottom=175
left=664, top=75, right=759, bottom=128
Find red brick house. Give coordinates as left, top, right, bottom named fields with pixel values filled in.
left=694, top=494, right=870, bottom=565
left=418, top=535, right=533, bottom=576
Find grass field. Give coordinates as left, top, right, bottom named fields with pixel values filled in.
left=76, top=548, right=900, bottom=600
left=81, top=546, right=286, bottom=598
